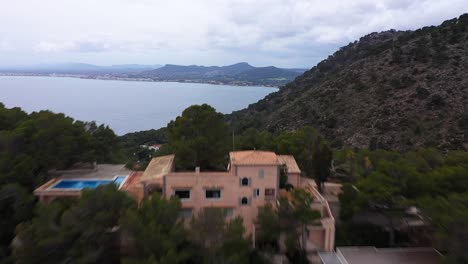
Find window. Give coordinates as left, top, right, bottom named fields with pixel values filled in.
left=265, top=188, right=275, bottom=197
left=241, top=177, right=249, bottom=186
left=258, top=169, right=264, bottom=178
left=253, top=188, right=260, bottom=197
left=205, top=189, right=222, bottom=199
left=241, top=197, right=249, bottom=205
left=174, top=189, right=191, bottom=200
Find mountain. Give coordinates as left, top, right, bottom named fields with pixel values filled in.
left=140, top=64, right=220, bottom=79
left=216, top=62, right=256, bottom=75
left=0, top=63, right=163, bottom=74
left=138, top=62, right=303, bottom=86
left=0, top=62, right=303, bottom=86
left=229, top=14, right=468, bottom=151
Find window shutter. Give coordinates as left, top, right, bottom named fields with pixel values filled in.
left=239, top=178, right=242, bottom=186
left=248, top=177, right=251, bottom=186
left=253, top=189, right=260, bottom=197
left=259, top=169, right=264, bottom=178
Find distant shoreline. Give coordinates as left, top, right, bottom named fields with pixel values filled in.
left=0, top=75, right=276, bottom=135
left=0, top=73, right=281, bottom=89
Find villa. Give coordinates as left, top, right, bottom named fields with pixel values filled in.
left=34, top=150, right=335, bottom=252
left=124, top=150, right=336, bottom=252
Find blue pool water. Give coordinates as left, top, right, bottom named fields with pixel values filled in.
left=51, top=176, right=127, bottom=189
left=114, top=175, right=127, bottom=186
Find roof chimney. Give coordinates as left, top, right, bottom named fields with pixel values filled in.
left=195, top=167, right=200, bottom=174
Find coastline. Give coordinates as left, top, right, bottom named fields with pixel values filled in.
left=0, top=72, right=281, bottom=88
left=0, top=75, right=277, bottom=135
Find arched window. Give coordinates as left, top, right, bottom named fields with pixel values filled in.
left=241, top=197, right=248, bottom=205
left=241, top=177, right=249, bottom=186
left=258, top=169, right=264, bottom=178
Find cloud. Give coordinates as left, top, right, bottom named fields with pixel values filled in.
left=0, top=38, right=14, bottom=52
left=0, top=0, right=467, bottom=67
left=34, top=41, right=111, bottom=53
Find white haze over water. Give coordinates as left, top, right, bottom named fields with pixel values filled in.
left=0, top=76, right=276, bottom=135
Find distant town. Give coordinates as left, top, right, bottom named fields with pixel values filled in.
left=0, top=62, right=307, bottom=87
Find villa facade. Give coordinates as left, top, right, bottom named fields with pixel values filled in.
left=131, top=150, right=335, bottom=252
left=34, top=150, right=336, bottom=252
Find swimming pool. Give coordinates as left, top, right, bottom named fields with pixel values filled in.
left=113, top=175, right=127, bottom=186
left=51, top=175, right=128, bottom=189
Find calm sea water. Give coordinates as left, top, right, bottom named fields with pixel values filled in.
left=0, top=76, right=276, bottom=135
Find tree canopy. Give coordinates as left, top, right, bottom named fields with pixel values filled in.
left=189, top=208, right=252, bottom=264
left=167, top=104, right=230, bottom=171
left=119, top=194, right=191, bottom=264
left=0, top=104, right=125, bottom=260
left=257, top=189, right=320, bottom=264
left=14, top=184, right=135, bottom=264
left=336, top=148, right=468, bottom=260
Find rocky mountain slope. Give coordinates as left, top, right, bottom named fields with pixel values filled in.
left=229, top=14, right=468, bottom=151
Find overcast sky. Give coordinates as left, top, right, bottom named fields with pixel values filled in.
left=0, top=0, right=467, bottom=68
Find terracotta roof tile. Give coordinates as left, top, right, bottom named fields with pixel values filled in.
left=140, top=155, right=175, bottom=182
left=277, top=155, right=301, bottom=174
left=229, top=150, right=279, bottom=165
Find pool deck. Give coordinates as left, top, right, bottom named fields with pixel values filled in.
left=52, top=164, right=130, bottom=179
left=120, top=171, right=145, bottom=202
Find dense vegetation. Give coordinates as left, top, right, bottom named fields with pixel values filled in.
left=256, top=189, right=321, bottom=263
left=119, top=128, right=168, bottom=148
left=12, top=185, right=272, bottom=264
left=335, top=148, right=468, bottom=263
left=166, top=104, right=231, bottom=171
left=14, top=185, right=133, bottom=263
left=11, top=185, right=322, bottom=264
left=230, top=109, right=468, bottom=262
left=0, top=103, right=123, bottom=261
left=229, top=14, right=468, bottom=151
left=119, top=128, right=168, bottom=169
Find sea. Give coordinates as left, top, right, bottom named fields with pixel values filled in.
left=0, top=76, right=276, bottom=135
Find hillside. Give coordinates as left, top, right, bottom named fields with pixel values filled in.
left=143, top=62, right=256, bottom=78
left=1, top=62, right=304, bottom=86
left=229, top=14, right=468, bottom=151
left=234, top=66, right=300, bottom=83
left=138, top=62, right=304, bottom=86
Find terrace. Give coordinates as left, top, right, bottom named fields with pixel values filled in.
left=34, top=164, right=131, bottom=203
left=278, top=179, right=336, bottom=253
